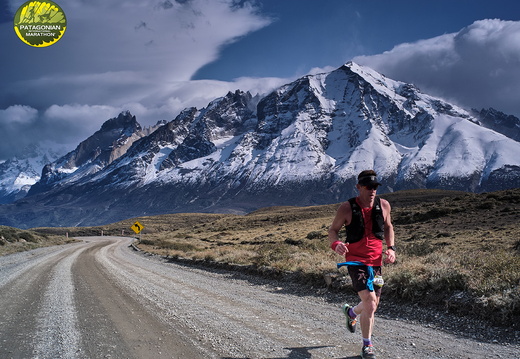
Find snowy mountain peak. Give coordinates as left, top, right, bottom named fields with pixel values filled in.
left=1, top=62, right=519, bottom=228
left=28, top=111, right=154, bottom=195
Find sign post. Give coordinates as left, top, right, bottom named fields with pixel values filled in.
left=130, top=221, right=144, bottom=242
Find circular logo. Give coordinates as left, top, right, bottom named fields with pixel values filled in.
left=14, top=1, right=67, bottom=47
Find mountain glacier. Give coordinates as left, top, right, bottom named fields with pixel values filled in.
left=1, top=62, right=519, bottom=228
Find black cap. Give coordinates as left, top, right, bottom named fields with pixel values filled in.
left=358, top=175, right=382, bottom=187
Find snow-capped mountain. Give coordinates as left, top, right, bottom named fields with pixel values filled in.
left=0, top=144, right=66, bottom=204
left=470, top=107, right=520, bottom=142
left=1, top=62, right=519, bottom=228
left=28, top=111, right=159, bottom=196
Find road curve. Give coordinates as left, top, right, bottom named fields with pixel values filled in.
left=0, top=236, right=517, bottom=359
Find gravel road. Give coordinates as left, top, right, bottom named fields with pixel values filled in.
left=0, top=236, right=517, bottom=359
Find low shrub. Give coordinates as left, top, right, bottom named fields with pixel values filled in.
left=306, top=231, right=324, bottom=240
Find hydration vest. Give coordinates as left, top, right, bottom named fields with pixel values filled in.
left=346, top=196, right=385, bottom=243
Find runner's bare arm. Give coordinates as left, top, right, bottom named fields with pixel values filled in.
left=382, top=199, right=396, bottom=263
left=328, top=202, right=352, bottom=255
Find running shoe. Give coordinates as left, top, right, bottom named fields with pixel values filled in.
left=361, top=345, right=376, bottom=359
left=341, top=303, right=357, bottom=333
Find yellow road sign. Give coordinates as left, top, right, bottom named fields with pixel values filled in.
left=131, top=221, right=144, bottom=234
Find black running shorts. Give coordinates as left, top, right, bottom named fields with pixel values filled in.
left=347, top=265, right=382, bottom=297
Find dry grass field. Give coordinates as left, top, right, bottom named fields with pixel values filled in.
left=11, top=188, right=520, bottom=328
left=0, top=226, right=74, bottom=256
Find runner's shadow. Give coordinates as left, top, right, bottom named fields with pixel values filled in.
left=281, top=346, right=330, bottom=358
left=221, top=345, right=360, bottom=358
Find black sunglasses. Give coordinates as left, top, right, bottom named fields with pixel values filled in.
left=363, top=184, right=379, bottom=190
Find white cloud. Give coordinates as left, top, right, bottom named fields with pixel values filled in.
left=0, top=105, right=38, bottom=125
left=2, top=0, right=272, bottom=107
left=42, top=104, right=121, bottom=140
left=0, top=105, right=39, bottom=159
left=354, top=19, right=520, bottom=118
left=0, top=0, right=274, bottom=160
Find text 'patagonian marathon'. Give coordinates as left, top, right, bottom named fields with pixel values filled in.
left=18, top=24, right=62, bottom=31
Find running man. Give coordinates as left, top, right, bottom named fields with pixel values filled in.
left=328, top=170, right=396, bottom=359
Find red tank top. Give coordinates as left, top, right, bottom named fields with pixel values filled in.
left=345, top=202, right=383, bottom=266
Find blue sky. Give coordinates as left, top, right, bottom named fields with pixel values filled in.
left=194, top=0, right=520, bottom=81
left=1, top=0, right=520, bottom=160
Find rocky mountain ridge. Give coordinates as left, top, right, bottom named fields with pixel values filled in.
left=1, top=62, right=519, bottom=228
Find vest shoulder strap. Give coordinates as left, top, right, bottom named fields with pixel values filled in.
left=348, top=197, right=359, bottom=211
